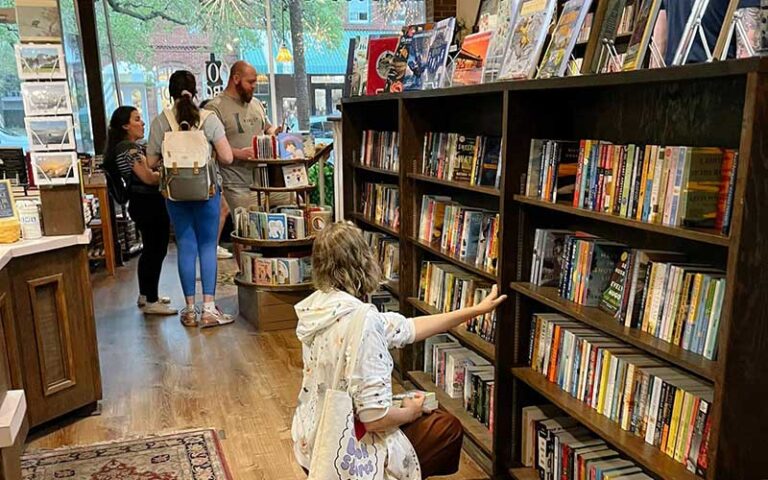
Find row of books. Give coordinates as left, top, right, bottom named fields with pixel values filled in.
left=425, top=334, right=494, bottom=429
left=360, top=130, right=399, bottom=172
left=363, top=230, right=399, bottom=282
left=233, top=206, right=330, bottom=240
left=360, top=183, right=400, bottom=231
left=530, top=229, right=724, bottom=359
left=525, top=139, right=738, bottom=234
left=240, top=253, right=312, bottom=286
left=528, top=313, right=713, bottom=476
left=523, top=405, right=653, bottom=480
left=417, top=195, right=499, bottom=274
left=251, top=132, right=316, bottom=160
left=417, top=260, right=496, bottom=344
left=420, top=132, right=502, bottom=188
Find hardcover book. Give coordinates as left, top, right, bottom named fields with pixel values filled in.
left=498, top=0, right=557, bottom=80
left=267, top=213, right=287, bottom=240
left=351, top=36, right=369, bottom=96
left=451, top=30, right=493, bottom=86
left=386, top=23, right=435, bottom=92
left=622, top=0, right=662, bottom=70
left=277, top=132, right=305, bottom=160
left=482, top=0, right=521, bottom=82
left=366, top=36, right=399, bottom=96
left=422, top=17, right=456, bottom=89
left=537, top=0, right=594, bottom=79
left=478, top=136, right=502, bottom=187
left=282, top=164, right=309, bottom=188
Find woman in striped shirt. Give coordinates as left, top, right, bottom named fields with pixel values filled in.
left=103, top=106, right=177, bottom=315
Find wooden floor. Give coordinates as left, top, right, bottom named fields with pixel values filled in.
left=26, top=250, right=487, bottom=480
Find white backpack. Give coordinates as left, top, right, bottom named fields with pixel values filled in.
left=160, top=108, right=217, bottom=201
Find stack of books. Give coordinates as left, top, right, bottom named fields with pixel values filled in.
left=421, top=132, right=502, bottom=188
left=252, top=134, right=278, bottom=159
left=418, top=195, right=499, bottom=275
left=425, top=334, right=495, bottom=429
left=418, top=261, right=496, bottom=344
left=522, top=405, right=654, bottom=479
left=360, top=183, right=399, bottom=231
left=524, top=140, right=738, bottom=234
left=240, top=253, right=312, bottom=286
left=233, top=207, right=308, bottom=241
left=363, top=230, right=399, bottom=282
left=530, top=229, right=725, bottom=359
left=528, top=313, right=714, bottom=476
left=360, top=130, right=399, bottom=172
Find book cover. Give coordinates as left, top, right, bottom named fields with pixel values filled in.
left=267, top=213, right=287, bottom=240
left=478, top=136, right=502, bottom=187
left=300, top=256, right=312, bottom=283
left=286, top=215, right=305, bottom=239
left=423, top=17, right=456, bottom=89
left=281, top=164, right=308, bottom=188
left=452, top=30, right=494, bottom=86
left=350, top=36, right=368, bottom=96
left=499, top=0, right=557, bottom=80
left=599, top=250, right=631, bottom=317
left=386, top=23, right=435, bottom=92
left=537, top=0, right=594, bottom=79
left=452, top=134, right=477, bottom=183
left=680, top=147, right=724, bottom=228
left=588, top=0, right=627, bottom=73
left=343, top=36, right=357, bottom=98
left=366, top=36, right=399, bottom=96
left=308, top=209, right=332, bottom=235
left=483, top=0, right=522, bottom=82
left=255, top=258, right=273, bottom=285
left=277, top=132, right=305, bottom=160
left=622, top=0, right=662, bottom=70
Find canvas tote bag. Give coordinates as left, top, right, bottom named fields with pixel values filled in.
left=160, top=108, right=217, bottom=201
left=308, top=306, right=387, bottom=480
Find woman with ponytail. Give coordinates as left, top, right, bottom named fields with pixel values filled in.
left=103, top=106, right=176, bottom=316
left=146, top=70, right=235, bottom=328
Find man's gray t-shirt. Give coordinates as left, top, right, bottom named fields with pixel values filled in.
left=204, top=94, right=269, bottom=188
left=146, top=109, right=226, bottom=158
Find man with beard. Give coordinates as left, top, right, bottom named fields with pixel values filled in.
left=204, top=61, right=287, bottom=217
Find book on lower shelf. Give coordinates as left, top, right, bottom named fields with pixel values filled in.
left=523, top=404, right=656, bottom=480
left=418, top=260, right=496, bottom=344
left=360, top=130, right=399, bottom=172
left=423, top=334, right=495, bottom=430
left=234, top=206, right=315, bottom=240
left=529, top=228, right=725, bottom=360
left=418, top=195, right=499, bottom=275
left=526, top=313, right=714, bottom=476
left=360, top=182, right=399, bottom=230
left=524, top=139, right=739, bottom=234
left=392, top=391, right=438, bottom=412
left=240, top=253, right=312, bottom=286
left=421, top=132, right=502, bottom=188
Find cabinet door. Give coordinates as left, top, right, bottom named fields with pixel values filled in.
left=10, top=246, right=101, bottom=426
left=0, top=270, right=21, bottom=395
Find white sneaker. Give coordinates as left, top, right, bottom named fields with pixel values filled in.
left=141, top=302, right=179, bottom=316
left=137, top=295, right=172, bottom=307
left=217, top=246, right=233, bottom=259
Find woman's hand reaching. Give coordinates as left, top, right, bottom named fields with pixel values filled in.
left=473, top=285, right=508, bottom=316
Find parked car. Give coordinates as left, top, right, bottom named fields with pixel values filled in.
left=0, top=126, right=28, bottom=152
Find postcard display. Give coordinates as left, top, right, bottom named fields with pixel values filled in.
left=231, top=134, right=333, bottom=331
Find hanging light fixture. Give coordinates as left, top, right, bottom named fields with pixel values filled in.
left=276, top=0, right=293, bottom=63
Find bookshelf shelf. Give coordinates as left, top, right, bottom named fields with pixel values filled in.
left=234, top=276, right=313, bottom=291
left=249, top=184, right=317, bottom=193
left=353, top=164, right=399, bottom=177
left=512, top=367, right=701, bottom=480
left=514, top=195, right=730, bottom=247
left=408, top=236, right=497, bottom=281
left=382, top=279, right=400, bottom=297
left=407, top=297, right=495, bottom=362
left=407, top=370, right=493, bottom=456
left=406, top=173, right=501, bottom=197
left=510, top=282, right=716, bottom=381
left=508, top=467, right=539, bottom=480
left=349, top=212, right=400, bottom=237
left=230, top=235, right=315, bottom=248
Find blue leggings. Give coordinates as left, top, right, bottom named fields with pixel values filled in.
left=165, top=191, right=220, bottom=297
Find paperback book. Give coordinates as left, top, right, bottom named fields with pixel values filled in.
left=537, top=0, right=594, bottom=79
left=367, top=36, right=399, bottom=96
left=452, top=30, right=493, bottom=86
left=498, top=0, right=557, bottom=80
left=422, top=17, right=456, bottom=89
left=386, top=23, right=435, bottom=92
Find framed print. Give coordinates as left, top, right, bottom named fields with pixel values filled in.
left=25, top=116, right=75, bottom=151
left=15, top=0, right=62, bottom=43
left=15, top=43, right=66, bottom=80
left=20, top=81, right=72, bottom=116
left=30, top=151, right=79, bottom=185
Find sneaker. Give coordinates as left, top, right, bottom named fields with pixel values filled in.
left=200, top=305, right=235, bottom=329
left=180, top=306, right=199, bottom=327
left=137, top=295, right=172, bottom=307
left=141, top=302, right=178, bottom=316
left=217, top=246, right=233, bottom=259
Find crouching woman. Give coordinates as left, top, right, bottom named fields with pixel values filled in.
left=291, top=222, right=506, bottom=479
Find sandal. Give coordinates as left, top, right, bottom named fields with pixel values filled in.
left=200, top=306, right=235, bottom=328
left=180, top=306, right=199, bottom=327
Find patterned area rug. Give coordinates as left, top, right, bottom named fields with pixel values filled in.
left=21, top=429, right=232, bottom=480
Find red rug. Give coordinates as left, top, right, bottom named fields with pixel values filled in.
left=21, top=429, right=232, bottom=480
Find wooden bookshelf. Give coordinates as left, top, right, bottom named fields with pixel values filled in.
left=510, top=282, right=716, bottom=380
left=512, top=367, right=699, bottom=480
left=353, top=163, right=399, bottom=177
left=407, top=297, right=495, bottom=362
left=341, top=59, right=768, bottom=479
left=407, top=370, right=493, bottom=456
left=349, top=212, right=400, bottom=237
left=406, top=172, right=501, bottom=197
left=514, top=195, right=731, bottom=247
left=382, top=279, right=400, bottom=297
left=508, top=467, right=540, bottom=480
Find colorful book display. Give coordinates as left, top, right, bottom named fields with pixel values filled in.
left=360, top=182, right=399, bottom=231
left=360, top=130, right=399, bottom=172
left=421, top=132, right=502, bottom=188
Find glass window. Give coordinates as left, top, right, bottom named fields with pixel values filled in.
left=348, top=0, right=370, bottom=24
left=331, top=88, right=342, bottom=113
left=313, top=89, right=327, bottom=116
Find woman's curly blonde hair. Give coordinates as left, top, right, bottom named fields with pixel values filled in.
left=312, top=221, right=382, bottom=298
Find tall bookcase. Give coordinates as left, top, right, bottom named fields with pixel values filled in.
left=341, top=58, right=768, bottom=479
